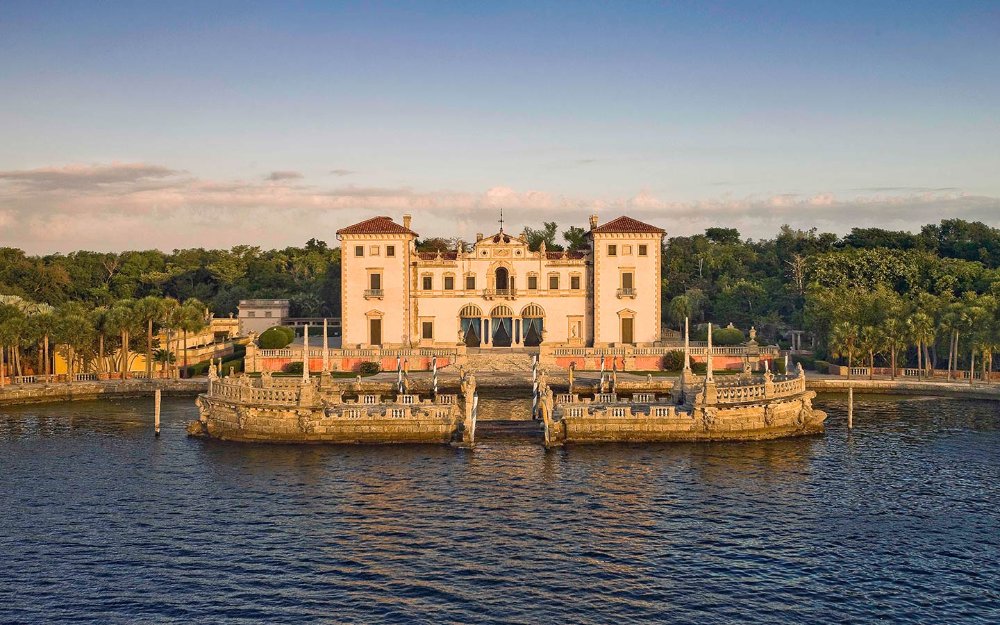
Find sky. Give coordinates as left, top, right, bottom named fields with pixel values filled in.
left=1, top=0, right=998, bottom=253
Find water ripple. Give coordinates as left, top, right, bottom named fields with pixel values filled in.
left=0, top=395, right=998, bottom=623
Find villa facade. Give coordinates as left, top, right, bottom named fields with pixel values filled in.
left=336, top=214, right=664, bottom=350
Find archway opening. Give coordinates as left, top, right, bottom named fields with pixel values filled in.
left=495, top=266, right=510, bottom=292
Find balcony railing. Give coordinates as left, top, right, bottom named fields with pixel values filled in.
left=616, top=287, right=637, bottom=298
left=364, top=289, right=384, bottom=299
left=483, top=288, right=516, bottom=300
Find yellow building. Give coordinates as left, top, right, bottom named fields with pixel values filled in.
left=336, top=214, right=664, bottom=349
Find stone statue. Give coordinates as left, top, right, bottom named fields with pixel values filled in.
left=248, top=331, right=257, bottom=345
left=461, top=371, right=477, bottom=401
left=457, top=328, right=465, bottom=344
left=797, top=362, right=805, bottom=378
left=742, top=358, right=753, bottom=380
left=539, top=384, right=554, bottom=423
left=208, top=362, right=218, bottom=381
left=228, top=366, right=235, bottom=378
left=261, top=369, right=272, bottom=387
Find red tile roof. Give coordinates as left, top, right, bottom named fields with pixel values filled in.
left=336, top=216, right=417, bottom=236
left=591, top=216, right=664, bottom=234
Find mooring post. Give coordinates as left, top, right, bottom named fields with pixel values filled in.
left=154, top=388, right=161, bottom=437
left=847, top=385, right=854, bottom=430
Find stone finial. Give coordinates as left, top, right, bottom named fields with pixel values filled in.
left=589, top=214, right=599, bottom=230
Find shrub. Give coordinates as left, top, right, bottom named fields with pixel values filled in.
left=220, top=358, right=244, bottom=375
left=793, top=355, right=816, bottom=370
left=775, top=358, right=786, bottom=374
left=358, top=361, right=380, bottom=376
left=712, top=326, right=744, bottom=346
left=691, top=362, right=707, bottom=374
left=815, top=360, right=831, bottom=374
left=662, top=350, right=685, bottom=371
left=259, top=327, right=294, bottom=349
left=283, top=361, right=304, bottom=375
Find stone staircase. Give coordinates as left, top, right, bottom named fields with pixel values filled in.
left=464, top=350, right=537, bottom=373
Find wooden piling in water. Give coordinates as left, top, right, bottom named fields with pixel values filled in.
left=154, top=388, right=161, bottom=437
left=847, top=385, right=853, bottom=430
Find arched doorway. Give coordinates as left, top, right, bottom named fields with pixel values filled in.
left=521, top=303, right=544, bottom=347
left=495, top=266, right=510, bottom=291
left=490, top=304, right=514, bottom=347
left=460, top=304, right=482, bottom=347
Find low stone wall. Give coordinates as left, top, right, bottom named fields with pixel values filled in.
left=807, top=377, right=1000, bottom=401
left=193, top=395, right=462, bottom=444
left=550, top=386, right=825, bottom=444
left=0, top=379, right=207, bottom=407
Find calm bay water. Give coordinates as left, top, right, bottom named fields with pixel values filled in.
left=1, top=395, right=998, bottom=624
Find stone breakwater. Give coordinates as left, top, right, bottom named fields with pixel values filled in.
left=542, top=369, right=827, bottom=446
left=807, top=377, right=1000, bottom=401
left=188, top=374, right=469, bottom=444
left=0, top=379, right=207, bottom=407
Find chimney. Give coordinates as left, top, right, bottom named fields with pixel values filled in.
left=589, top=214, right=599, bottom=230
left=402, top=214, right=412, bottom=230
left=476, top=232, right=483, bottom=242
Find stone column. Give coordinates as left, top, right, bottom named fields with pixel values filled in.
left=706, top=322, right=714, bottom=383
left=302, top=324, right=310, bottom=380
left=683, top=316, right=691, bottom=371
left=322, top=318, right=330, bottom=372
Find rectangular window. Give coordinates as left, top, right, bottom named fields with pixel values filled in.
left=528, top=275, right=538, bottom=290
left=549, top=275, right=560, bottom=290
left=421, top=321, right=434, bottom=340
left=354, top=245, right=364, bottom=257
left=465, top=275, right=476, bottom=290
left=638, top=244, right=648, bottom=256
left=369, top=273, right=381, bottom=290
left=422, top=275, right=433, bottom=290
left=264, top=311, right=272, bottom=318
left=386, top=245, right=395, bottom=257
left=607, top=244, right=617, bottom=256
left=444, top=276, right=455, bottom=290
left=570, top=275, right=581, bottom=290
left=622, top=272, right=634, bottom=289
left=247, top=311, right=256, bottom=318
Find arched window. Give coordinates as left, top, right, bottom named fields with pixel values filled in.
left=459, top=304, right=483, bottom=318
left=520, top=303, right=544, bottom=318
left=490, top=304, right=514, bottom=318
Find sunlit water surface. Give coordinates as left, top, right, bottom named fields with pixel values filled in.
left=1, top=395, right=998, bottom=624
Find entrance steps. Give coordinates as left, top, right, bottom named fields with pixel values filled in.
left=464, top=350, right=536, bottom=373
left=475, top=419, right=543, bottom=441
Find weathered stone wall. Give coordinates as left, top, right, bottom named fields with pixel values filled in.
left=194, top=396, right=462, bottom=444
left=556, top=392, right=824, bottom=443
left=0, top=379, right=206, bottom=407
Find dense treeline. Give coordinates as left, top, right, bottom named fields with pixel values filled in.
left=3, top=218, right=1000, bottom=375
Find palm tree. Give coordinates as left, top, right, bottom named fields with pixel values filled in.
left=89, top=307, right=111, bottom=373
left=179, top=298, right=208, bottom=378
left=883, top=317, right=909, bottom=380
left=153, top=348, right=175, bottom=376
left=160, top=298, right=182, bottom=378
left=53, top=303, right=96, bottom=383
left=858, top=325, right=883, bottom=380
left=829, top=321, right=860, bottom=379
left=105, top=300, right=137, bottom=378
left=134, top=296, right=166, bottom=378
left=907, top=311, right=935, bottom=380
left=31, top=306, right=57, bottom=380
left=0, top=303, right=23, bottom=387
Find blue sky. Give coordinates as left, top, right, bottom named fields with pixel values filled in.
left=1, top=1, right=998, bottom=252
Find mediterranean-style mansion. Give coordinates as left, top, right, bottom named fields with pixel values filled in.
left=336, top=214, right=664, bottom=350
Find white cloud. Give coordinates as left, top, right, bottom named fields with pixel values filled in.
left=1, top=162, right=998, bottom=252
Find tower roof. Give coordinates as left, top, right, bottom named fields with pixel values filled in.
left=591, top=215, right=664, bottom=234
left=336, top=216, right=417, bottom=236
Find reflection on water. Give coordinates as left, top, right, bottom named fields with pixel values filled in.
left=1, top=395, right=998, bottom=623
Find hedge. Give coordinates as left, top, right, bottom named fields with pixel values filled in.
left=662, top=350, right=685, bottom=371
left=359, top=361, right=381, bottom=376
left=259, top=326, right=294, bottom=349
